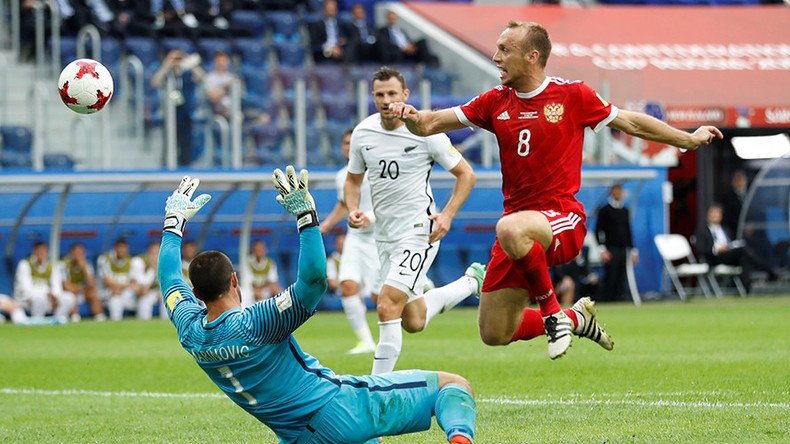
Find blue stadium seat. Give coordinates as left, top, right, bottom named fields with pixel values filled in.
left=161, top=38, right=196, bottom=56
left=251, top=123, right=287, bottom=164
left=273, top=41, right=307, bottom=67
left=282, top=98, right=320, bottom=125
left=312, top=64, right=350, bottom=99
left=0, top=151, right=32, bottom=168
left=198, top=38, right=233, bottom=60
left=241, top=67, right=274, bottom=98
left=100, top=37, right=122, bottom=69
left=234, top=38, right=269, bottom=68
left=321, top=96, right=356, bottom=124
left=230, top=10, right=267, bottom=38
left=58, top=37, right=78, bottom=66
left=422, top=67, right=454, bottom=97
left=275, top=66, right=309, bottom=96
left=267, top=11, right=301, bottom=43
left=0, top=126, right=33, bottom=153
left=43, top=153, right=76, bottom=170
left=124, top=37, right=159, bottom=66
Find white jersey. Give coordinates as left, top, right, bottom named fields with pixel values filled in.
left=335, top=164, right=375, bottom=236
left=348, top=113, right=462, bottom=242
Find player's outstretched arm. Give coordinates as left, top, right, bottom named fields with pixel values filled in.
left=389, top=103, right=466, bottom=136
left=158, top=176, right=211, bottom=320
left=608, top=109, right=723, bottom=151
left=272, top=166, right=327, bottom=312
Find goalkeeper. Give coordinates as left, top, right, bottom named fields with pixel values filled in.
left=158, top=167, right=477, bottom=444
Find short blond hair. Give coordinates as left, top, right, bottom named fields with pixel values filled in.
left=507, top=21, right=551, bottom=67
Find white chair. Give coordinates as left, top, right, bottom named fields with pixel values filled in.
left=709, top=264, right=748, bottom=297
left=654, top=234, right=713, bottom=301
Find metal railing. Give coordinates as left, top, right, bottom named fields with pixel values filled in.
left=120, top=54, right=145, bottom=143
left=75, top=24, right=101, bottom=61
left=204, top=115, right=230, bottom=168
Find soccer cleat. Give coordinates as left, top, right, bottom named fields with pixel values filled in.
left=571, top=297, right=614, bottom=351
left=348, top=341, right=376, bottom=355
left=464, top=263, right=486, bottom=297
left=449, top=436, right=472, bottom=444
left=544, top=311, right=573, bottom=359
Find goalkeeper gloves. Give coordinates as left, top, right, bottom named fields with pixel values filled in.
left=272, top=165, right=319, bottom=232
left=163, top=176, right=211, bottom=237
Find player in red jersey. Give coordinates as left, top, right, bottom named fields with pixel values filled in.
left=388, top=21, right=723, bottom=359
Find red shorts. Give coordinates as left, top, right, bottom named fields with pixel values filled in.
left=481, top=210, right=587, bottom=293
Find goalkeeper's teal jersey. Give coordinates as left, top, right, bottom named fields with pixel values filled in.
left=158, top=229, right=337, bottom=443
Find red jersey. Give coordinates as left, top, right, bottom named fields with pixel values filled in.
left=454, top=77, right=617, bottom=216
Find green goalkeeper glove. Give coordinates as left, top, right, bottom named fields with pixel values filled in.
left=272, top=165, right=318, bottom=232
left=163, top=176, right=211, bottom=237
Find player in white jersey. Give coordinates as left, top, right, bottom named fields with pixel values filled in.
left=345, top=67, right=486, bottom=374
left=320, top=128, right=380, bottom=354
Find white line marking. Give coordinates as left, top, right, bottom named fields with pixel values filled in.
left=1, top=388, right=788, bottom=409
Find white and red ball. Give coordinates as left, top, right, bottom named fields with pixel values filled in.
left=57, top=59, right=114, bottom=114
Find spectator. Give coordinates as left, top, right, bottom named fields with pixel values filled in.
left=377, top=11, right=438, bottom=66
left=346, top=2, right=378, bottom=63
left=131, top=242, right=164, bottom=320
left=723, top=169, right=748, bottom=236
left=13, top=241, right=76, bottom=323
left=242, top=239, right=282, bottom=305
left=308, top=0, right=351, bottom=64
left=203, top=51, right=238, bottom=118
left=181, top=240, right=197, bottom=285
left=326, top=233, right=345, bottom=295
left=61, top=242, right=105, bottom=322
left=695, top=203, right=778, bottom=293
left=150, top=0, right=198, bottom=30
left=595, top=184, right=638, bottom=302
left=151, top=49, right=205, bottom=166
left=97, top=238, right=138, bottom=321
left=0, top=294, right=30, bottom=324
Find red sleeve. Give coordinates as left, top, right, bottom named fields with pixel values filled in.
left=456, top=87, right=502, bottom=132
left=575, top=82, right=616, bottom=132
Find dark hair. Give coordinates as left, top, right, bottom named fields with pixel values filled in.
left=114, top=238, right=128, bottom=246
left=69, top=242, right=85, bottom=251
left=33, top=240, right=47, bottom=249
left=344, top=127, right=354, bottom=137
left=372, top=66, right=407, bottom=90
left=507, top=21, right=551, bottom=68
left=189, top=251, right=234, bottom=303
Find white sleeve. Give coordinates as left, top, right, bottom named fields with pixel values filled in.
left=14, top=261, right=33, bottom=295
left=268, top=261, right=279, bottom=284
left=97, top=255, right=109, bottom=279
left=130, top=257, right=145, bottom=284
left=347, top=129, right=366, bottom=174
left=426, top=133, right=462, bottom=171
left=335, top=170, right=346, bottom=203
left=326, top=258, right=338, bottom=281
left=50, top=268, right=63, bottom=297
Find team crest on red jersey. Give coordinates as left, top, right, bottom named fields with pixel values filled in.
left=544, top=103, right=564, bottom=123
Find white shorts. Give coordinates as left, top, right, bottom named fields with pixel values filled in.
left=377, top=235, right=439, bottom=302
left=339, top=231, right=382, bottom=295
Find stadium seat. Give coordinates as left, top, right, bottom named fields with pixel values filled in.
left=100, top=37, right=122, bottom=69
left=43, top=153, right=75, bottom=170
left=0, top=151, right=32, bottom=168
left=230, top=10, right=267, bottom=38
left=124, top=37, right=160, bottom=66
left=274, top=66, right=310, bottom=96
left=654, top=234, right=713, bottom=301
left=0, top=126, right=33, bottom=153
left=251, top=123, right=287, bottom=164
left=708, top=264, right=747, bottom=297
left=58, top=37, right=78, bottom=66
left=273, top=41, right=307, bottom=67
left=282, top=98, right=320, bottom=125
left=312, top=64, right=350, bottom=99
left=241, top=67, right=274, bottom=98
left=161, top=38, right=196, bottom=56
left=422, top=67, right=454, bottom=97
left=321, top=97, right=357, bottom=125
left=198, top=38, right=233, bottom=61
left=234, top=38, right=270, bottom=68
left=267, top=11, right=301, bottom=42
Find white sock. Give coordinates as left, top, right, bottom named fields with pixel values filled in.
left=54, top=292, right=76, bottom=321
left=11, top=308, right=28, bottom=324
left=29, top=294, right=49, bottom=318
left=137, top=293, right=156, bottom=320
left=108, top=297, right=125, bottom=321
left=341, top=295, right=375, bottom=346
left=372, top=318, right=402, bottom=374
left=423, top=275, right=477, bottom=327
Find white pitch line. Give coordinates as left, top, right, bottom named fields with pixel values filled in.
left=1, top=388, right=788, bottom=409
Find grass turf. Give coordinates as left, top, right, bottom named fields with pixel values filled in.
left=2, top=295, right=789, bottom=443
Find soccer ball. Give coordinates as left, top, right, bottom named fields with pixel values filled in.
left=57, top=59, right=114, bottom=114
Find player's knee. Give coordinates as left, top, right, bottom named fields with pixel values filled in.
left=401, top=315, right=425, bottom=333
left=496, top=217, right=527, bottom=257
left=376, top=297, right=403, bottom=321
left=340, top=280, right=360, bottom=297
left=478, top=325, right=511, bottom=346
left=437, top=372, right=474, bottom=396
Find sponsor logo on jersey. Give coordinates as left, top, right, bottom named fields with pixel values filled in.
left=554, top=238, right=561, bottom=251
left=497, top=110, right=510, bottom=120
left=544, top=103, right=564, bottom=123
left=519, top=111, right=539, bottom=120
left=363, top=145, right=375, bottom=151
left=404, top=145, right=417, bottom=153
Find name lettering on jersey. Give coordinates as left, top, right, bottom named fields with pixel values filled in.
left=497, top=110, right=510, bottom=120
left=190, top=345, right=250, bottom=362
left=518, top=111, right=539, bottom=120
left=404, top=145, right=417, bottom=153
left=166, top=291, right=183, bottom=311
left=275, top=289, right=293, bottom=313
left=544, top=103, right=564, bottom=123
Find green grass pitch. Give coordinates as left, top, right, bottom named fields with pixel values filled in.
left=2, top=296, right=789, bottom=443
